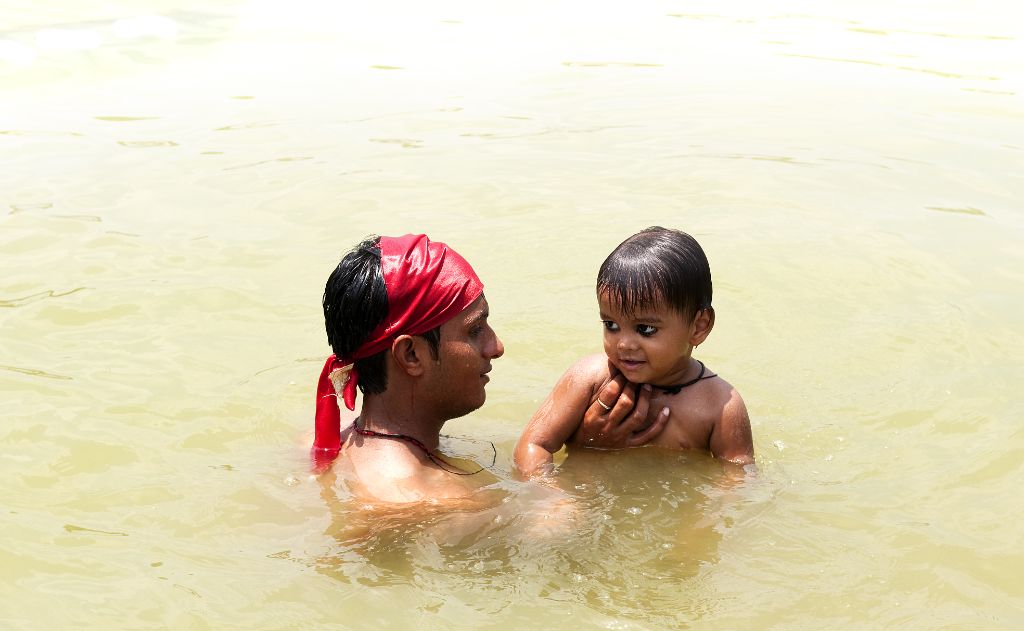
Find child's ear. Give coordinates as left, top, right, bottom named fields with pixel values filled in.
left=690, top=307, right=715, bottom=346
left=392, top=335, right=425, bottom=376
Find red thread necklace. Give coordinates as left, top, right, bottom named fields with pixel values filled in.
left=350, top=420, right=493, bottom=476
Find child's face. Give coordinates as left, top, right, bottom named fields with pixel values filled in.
left=598, top=291, right=697, bottom=386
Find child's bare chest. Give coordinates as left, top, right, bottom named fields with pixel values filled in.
left=644, top=389, right=715, bottom=451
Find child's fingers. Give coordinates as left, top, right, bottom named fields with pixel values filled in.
left=627, top=405, right=670, bottom=447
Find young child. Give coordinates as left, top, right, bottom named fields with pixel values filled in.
left=515, top=226, right=754, bottom=477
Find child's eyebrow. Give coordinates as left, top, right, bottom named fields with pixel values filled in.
left=624, top=313, right=664, bottom=324
left=599, top=310, right=663, bottom=323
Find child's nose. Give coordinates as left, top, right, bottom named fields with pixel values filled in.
left=617, top=333, right=639, bottom=350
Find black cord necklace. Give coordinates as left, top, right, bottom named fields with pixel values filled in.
left=350, top=420, right=495, bottom=476
left=655, top=359, right=717, bottom=395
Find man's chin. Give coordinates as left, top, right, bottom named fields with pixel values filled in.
left=446, top=396, right=486, bottom=421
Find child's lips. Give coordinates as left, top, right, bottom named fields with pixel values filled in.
left=619, top=359, right=645, bottom=371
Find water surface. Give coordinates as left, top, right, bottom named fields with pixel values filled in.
left=2, top=1, right=1023, bottom=628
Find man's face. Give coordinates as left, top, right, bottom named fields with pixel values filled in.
left=428, top=295, right=504, bottom=419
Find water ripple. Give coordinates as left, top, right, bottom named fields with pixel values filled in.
left=0, top=365, right=73, bottom=380
left=94, top=116, right=159, bottom=122
left=116, top=140, right=178, bottom=148
left=0, top=129, right=84, bottom=137
left=222, top=156, right=314, bottom=171
left=781, top=53, right=1000, bottom=81
left=926, top=206, right=988, bottom=217
left=369, top=138, right=423, bottom=149
left=63, top=524, right=129, bottom=537
left=562, top=61, right=662, bottom=68
left=9, top=202, right=52, bottom=214
left=0, top=287, right=88, bottom=308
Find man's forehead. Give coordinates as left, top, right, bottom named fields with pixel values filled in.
left=434, top=295, right=486, bottom=340
left=461, top=294, right=488, bottom=318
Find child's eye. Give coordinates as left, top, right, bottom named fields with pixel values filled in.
left=602, top=320, right=619, bottom=332
left=637, top=324, right=657, bottom=337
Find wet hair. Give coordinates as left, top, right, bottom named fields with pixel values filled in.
left=597, top=226, right=712, bottom=320
left=323, top=235, right=440, bottom=395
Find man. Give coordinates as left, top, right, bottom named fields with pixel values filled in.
left=313, top=233, right=664, bottom=504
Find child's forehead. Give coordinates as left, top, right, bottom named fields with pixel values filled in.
left=597, top=289, right=676, bottom=318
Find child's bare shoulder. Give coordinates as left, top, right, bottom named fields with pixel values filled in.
left=660, top=367, right=742, bottom=433
left=699, top=367, right=754, bottom=463
left=704, top=369, right=743, bottom=406
left=563, top=353, right=616, bottom=395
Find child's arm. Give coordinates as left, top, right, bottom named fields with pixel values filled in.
left=515, top=355, right=668, bottom=478
left=709, top=388, right=755, bottom=465
left=515, top=356, right=603, bottom=478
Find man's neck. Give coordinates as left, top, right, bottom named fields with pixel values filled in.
left=358, top=395, right=444, bottom=451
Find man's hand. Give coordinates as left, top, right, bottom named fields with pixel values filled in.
left=569, top=374, right=670, bottom=449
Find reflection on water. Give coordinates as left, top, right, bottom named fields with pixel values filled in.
left=2, top=0, right=1023, bottom=628
left=314, top=447, right=767, bottom=626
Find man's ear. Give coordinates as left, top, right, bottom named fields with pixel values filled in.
left=690, top=307, right=715, bottom=346
left=392, top=335, right=425, bottom=376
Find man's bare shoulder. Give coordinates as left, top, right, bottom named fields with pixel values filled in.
left=336, top=442, right=481, bottom=504
left=342, top=464, right=480, bottom=504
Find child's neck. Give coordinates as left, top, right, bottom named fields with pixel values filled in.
left=650, top=356, right=706, bottom=394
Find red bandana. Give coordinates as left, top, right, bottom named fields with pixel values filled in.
left=312, top=234, right=483, bottom=467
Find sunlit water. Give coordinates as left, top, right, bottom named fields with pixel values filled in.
left=2, top=1, right=1023, bottom=628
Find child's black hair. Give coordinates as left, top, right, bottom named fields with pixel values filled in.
left=323, top=235, right=440, bottom=396
left=597, top=226, right=712, bottom=320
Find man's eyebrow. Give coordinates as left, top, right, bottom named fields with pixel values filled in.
left=466, top=309, right=489, bottom=327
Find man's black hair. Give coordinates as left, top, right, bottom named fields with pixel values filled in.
left=323, top=235, right=440, bottom=396
left=596, top=226, right=712, bottom=320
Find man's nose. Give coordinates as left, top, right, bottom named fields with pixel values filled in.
left=490, top=333, right=505, bottom=359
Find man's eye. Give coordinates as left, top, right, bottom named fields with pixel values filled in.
left=637, top=325, right=657, bottom=337
left=602, top=320, right=619, bottom=332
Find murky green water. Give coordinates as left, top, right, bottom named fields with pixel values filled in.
left=3, top=1, right=1023, bottom=628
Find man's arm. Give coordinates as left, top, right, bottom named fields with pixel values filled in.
left=709, top=388, right=754, bottom=465
left=569, top=377, right=669, bottom=450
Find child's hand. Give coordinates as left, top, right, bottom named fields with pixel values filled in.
left=570, top=375, right=670, bottom=449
